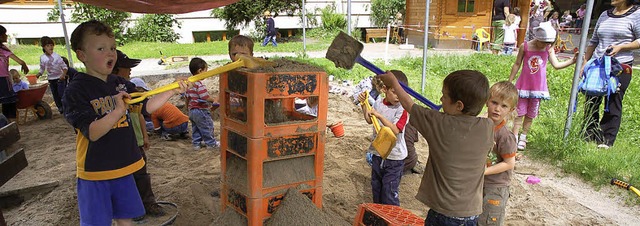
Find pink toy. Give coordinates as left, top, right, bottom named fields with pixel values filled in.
left=526, top=176, right=541, bottom=184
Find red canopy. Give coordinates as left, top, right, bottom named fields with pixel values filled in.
left=0, top=0, right=239, bottom=14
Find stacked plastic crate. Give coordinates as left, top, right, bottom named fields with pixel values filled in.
left=219, top=62, right=328, bottom=226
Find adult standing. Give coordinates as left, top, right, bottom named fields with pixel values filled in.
left=575, top=4, right=586, bottom=34
left=491, top=0, right=511, bottom=54
left=261, top=11, right=277, bottom=47
left=0, top=25, right=29, bottom=120
left=582, top=0, right=640, bottom=149
left=526, top=0, right=552, bottom=41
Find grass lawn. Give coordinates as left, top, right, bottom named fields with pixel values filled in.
left=297, top=54, right=640, bottom=202
left=7, top=39, right=332, bottom=70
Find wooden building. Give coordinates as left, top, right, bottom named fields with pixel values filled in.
left=405, top=0, right=533, bottom=49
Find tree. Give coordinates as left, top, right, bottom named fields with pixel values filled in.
left=48, top=3, right=131, bottom=45
left=127, top=14, right=182, bottom=42
left=211, top=0, right=302, bottom=30
left=370, top=0, right=405, bottom=27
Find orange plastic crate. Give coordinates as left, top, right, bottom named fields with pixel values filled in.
left=353, top=203, right=424, bottom=226
left=220, top=69, right=328, bottom=139
left=221, top=184, right=322, bottom=226
left=220, top=129, right=324, bottom=198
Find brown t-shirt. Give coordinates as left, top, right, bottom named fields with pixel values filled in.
left=484, top=123, right=517, bottom=188
left=410, top=104, right=494, bottom=217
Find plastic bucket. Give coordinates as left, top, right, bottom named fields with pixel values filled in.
left=329, top=121, right=345, bottom=138
left=26, top=74, right=37, bottom=85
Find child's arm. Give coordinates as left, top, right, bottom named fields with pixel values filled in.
left=372, top=110, right=402, bottom=135
left=139, top=112, right=150, bottom=149
left=87, top=91, right=130, bottom=141
left=548, top=48, right=577, bottom=69
left=9, top=54, right=29, bottom=75
left=484, top=156, right=515, bottom=175
left=508, top=44, right=526, bottom=82
left=145, top=80, right=189, bottom=114
left=377, top=71, right=414, bottom=112
left=357, top=92, right=373, bottom=124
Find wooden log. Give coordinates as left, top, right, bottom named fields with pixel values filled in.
left=0, top=149, right=27, bottom=188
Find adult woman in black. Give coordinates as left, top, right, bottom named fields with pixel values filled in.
left=582, top=0, right=640, bottom=149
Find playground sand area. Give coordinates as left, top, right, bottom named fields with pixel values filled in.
left=3, top=69, right=640, bottom=225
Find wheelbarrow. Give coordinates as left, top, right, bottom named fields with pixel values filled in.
left=15, top=83, right=53, bottom=124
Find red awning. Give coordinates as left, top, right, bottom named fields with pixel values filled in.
left=0, top=0, right=240, bottom=14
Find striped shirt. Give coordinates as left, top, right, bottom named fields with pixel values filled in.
left=186, top=81, right=211, bottom=109
left=39, top=52, right=67, bottom=80
left=589, top=5, right=640, bottom=64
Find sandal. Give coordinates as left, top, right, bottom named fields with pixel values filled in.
left=517, top=139, right=527, bottom=150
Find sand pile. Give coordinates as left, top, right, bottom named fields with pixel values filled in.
left=265, top=188, right=350, bottom=226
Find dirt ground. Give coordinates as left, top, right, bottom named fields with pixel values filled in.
left=2, top=75, right=640, bottom=226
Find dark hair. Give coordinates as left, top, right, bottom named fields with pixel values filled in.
left=513, top=7, right=520, bottom=16
left=189, top=57, right=207, bottom=75
left=228, top=35, right=254, bottom=54
left=70, top=20, right=114, bottom=51
left=61, top=56, right=70, bottom=67
left=390, top=70, right=408, bottom=84
left=0, top=25, right=6, bottom=36
left=442, top=70, right=489, bottom=116
left=40, top=36, right=54, bottom=53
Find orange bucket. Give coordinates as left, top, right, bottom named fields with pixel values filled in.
left=26, top=74, right=37, bottom=85
left=329, top=121, right=345, bottom=138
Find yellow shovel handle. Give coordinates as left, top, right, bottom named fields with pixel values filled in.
left=361, top=92, right=381, bottom=132
left=631, top=186, right=640, bottom=198
left=125, top=60, right=245, bottom=104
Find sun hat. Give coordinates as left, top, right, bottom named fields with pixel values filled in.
left=130, top=77, right=151, bottom=91
left=533, top=21, right=557, bottom=43
left=115, top=50, right=141, bottom=69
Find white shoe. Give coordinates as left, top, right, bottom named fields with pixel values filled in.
left=517, top=139, right=527, bottom=150
left=597, top=144, right=610, bottom=149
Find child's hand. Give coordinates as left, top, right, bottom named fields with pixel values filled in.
left=572, top=51, right=579, bottom=63
left=114, top=91, right=131, bottom=116
left=376, top=71, right=397, bottom=87
left=173, top=78, right=190, bottom=95
left=21, top=65, right=29, bottom=75
left=357, top=92, right=368, bottom=103
left=607, top=45, right=622, bottom=57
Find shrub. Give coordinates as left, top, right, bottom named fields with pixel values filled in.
left=127, top=14, right=182, bottom=42
left=370, top=0, right=405, bottom=27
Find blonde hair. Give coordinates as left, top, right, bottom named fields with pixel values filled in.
left=506, top=14, right=516, bottom=26
left=9, top=69, right=20, bottom=79
left=489, top=81, right=518, bottom=110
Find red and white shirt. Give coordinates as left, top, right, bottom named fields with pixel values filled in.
left=186, top=81, right=211, bottom=110
left=368, top=98, right=409, bottom=160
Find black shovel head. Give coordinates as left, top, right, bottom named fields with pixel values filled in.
left=325, top=31, right=364, bottom=70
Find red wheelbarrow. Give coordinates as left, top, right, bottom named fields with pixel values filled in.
left=15, top=83, right=53, bottom=124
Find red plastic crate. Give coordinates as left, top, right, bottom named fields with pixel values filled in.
left=353, top=203, right=424, bottom=226
left=219, top=69, right=328, bottom=139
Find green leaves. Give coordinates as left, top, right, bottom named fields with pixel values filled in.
left=47, top=3, right=130, bottom=45
left=370, top=0, right=405, bottom=27
left=211, top=0, right=302, bottom=31
left=127, top=14, right=182, bottom=43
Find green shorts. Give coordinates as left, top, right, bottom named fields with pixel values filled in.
left=491, top=20, right=506, bottom=51
left=479, top=186, right=509, bottom=226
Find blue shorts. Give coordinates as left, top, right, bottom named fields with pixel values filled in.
left=77, top=175, right=144, bottom=226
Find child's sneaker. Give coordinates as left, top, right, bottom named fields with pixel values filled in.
left=160, top=134, right=173, bottom=141
left=193, top=145, right=201, bottom=151
left=517, top=139, right=527, bottom=150
left=597, top=144, right=610, bottom=149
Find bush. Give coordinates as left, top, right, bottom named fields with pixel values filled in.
left=319, top=5, right=346, bottom=31
left=370, top=0, right=405, bottom=27
left=127, top=14, right=181, bottom=43
left=47, top=3, right=131, bottom=45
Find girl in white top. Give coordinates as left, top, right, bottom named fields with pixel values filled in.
left=502, top=14, right=519, bottom=55
left=36, top=36, right=67, bottom=114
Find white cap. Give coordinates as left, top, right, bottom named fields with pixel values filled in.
left=533, top=21, right=557, bottom=43
left=130, top=77, right=151, bottom=91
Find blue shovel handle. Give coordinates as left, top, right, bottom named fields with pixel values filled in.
left=355, top=56, right=441, bottom=110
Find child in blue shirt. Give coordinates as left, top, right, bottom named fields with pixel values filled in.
left=10, top=69, right=28, bottom=92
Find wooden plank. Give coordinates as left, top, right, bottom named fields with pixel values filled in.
left=0, top=122, right=19, bottom=150
left=1, top=209, right=5, bottom=226
left=0, top=180, right=59, bottom=198
left=0, top=148, right=27, bottom=187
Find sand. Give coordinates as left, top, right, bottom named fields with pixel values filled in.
left=2, top=74, right=640, bottom=225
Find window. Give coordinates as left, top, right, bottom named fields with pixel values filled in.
left=457, top=0, right=475, bottom=13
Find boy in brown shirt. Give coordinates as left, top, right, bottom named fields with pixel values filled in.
left=479, top=81, right=517, bottom=226
left=378, top=70, right=494, bottom=225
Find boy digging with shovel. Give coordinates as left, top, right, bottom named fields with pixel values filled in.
left=357, top=70, right=409, bottom=206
